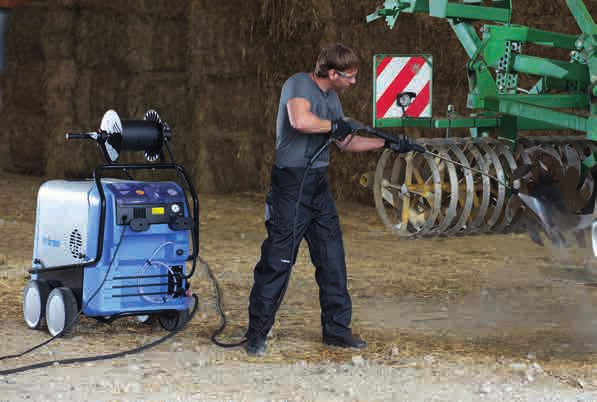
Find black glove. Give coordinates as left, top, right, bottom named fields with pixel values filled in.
left=384, top=136, right=424, bottom=154
left=330, top=118, right=353, bottom=141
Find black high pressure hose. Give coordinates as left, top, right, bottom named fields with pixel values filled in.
left=207, top=124, right=523, bottom=349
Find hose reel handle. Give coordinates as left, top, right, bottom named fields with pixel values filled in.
left=65, top=132, right=98, bottom=140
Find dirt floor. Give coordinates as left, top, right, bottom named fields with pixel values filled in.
left=3, top=170, right=597, bottom=400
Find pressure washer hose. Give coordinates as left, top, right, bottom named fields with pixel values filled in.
left=207, top=129, right=519, bottom=349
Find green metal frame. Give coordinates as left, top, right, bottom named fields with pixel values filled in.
left=368, top=0, right=597, bottom=168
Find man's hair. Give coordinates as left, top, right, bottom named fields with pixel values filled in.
left=314, top=43, right=359, bottom=78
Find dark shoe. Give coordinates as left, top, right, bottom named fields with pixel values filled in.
left=245, top=333, right=267, bottom=356
left=323, top=333, right=367, bottom=349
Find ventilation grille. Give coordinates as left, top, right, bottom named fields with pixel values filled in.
left=133, top=208, right=146, bottom=219
left=64, top=227, right=85, bottom=261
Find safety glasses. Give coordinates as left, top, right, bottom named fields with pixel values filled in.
left=335, top=69, right=358, bottom=80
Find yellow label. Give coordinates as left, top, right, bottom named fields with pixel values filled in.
left=151, top=207, right=164, bottom=215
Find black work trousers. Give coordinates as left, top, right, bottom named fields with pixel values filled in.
left=247, top=165, right=352, bottom=339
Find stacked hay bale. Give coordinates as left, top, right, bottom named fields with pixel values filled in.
left=187, top=0, right=265, bottom=193
left=2, top=0, right=191, bottom=178
left=0, top=0, right=589, bottom=203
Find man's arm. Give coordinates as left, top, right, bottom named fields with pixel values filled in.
left=287, top=98, right=332, bottom=133
left=336, top=135, right=384, bottom=152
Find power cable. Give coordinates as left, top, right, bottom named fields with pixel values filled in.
left=0, top=227, right=198, bottom=375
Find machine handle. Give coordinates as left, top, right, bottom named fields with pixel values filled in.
left=65, top=132, right=96, bottom=140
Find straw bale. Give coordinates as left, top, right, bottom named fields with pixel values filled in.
left=188, top=0, right=261, bottom=79
left=189, top=16, right=260, bottom=77
left=190, top=65, right=268, bottom=193
left=40, top=7, right=73, bottom=35
left=259, top=0, right=326, bottom=42
left=0, top=0, right=32, bottom=7
left=40, top=30, right=74, bottom=61
left=40, top=9, right=74, bottom=60
left=5, top=6, right=44, bottom=65
left=518, top=1, right=561, bottom=18
left=87, top=69, right=127, bottom=122
left=72, top=69, right=128, bottom=131
left=4, top=110, right=46, bottom=175
left=193, top=74, right=262, bottom=132
left=191, top=0, right=257, bottom=17
left=72, top=68, right=92, bottom=125
left=43, top=61, right=88, bottom=178
left=5, top=0, right=590, bottom=201
left=56, top=0, right=188, bottom=19
left=115, top=14, right=154, bottom=73
left=44, top=60, right=77, bottom=100
left=10, top=62, right=45, bottom=112
left=123, top=72, right=190, bottom=126
left=74, top=11, right=153, bottom=72
left=331, top=0, right=373, bottom=22
left=192, top=128, right=261, bottom=193
left=73, top=10, right=118, bottom=68
left=152, top=19, right=187, bottom=72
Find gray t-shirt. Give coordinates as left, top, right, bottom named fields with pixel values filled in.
left=275, top=72, right=344, bottom=168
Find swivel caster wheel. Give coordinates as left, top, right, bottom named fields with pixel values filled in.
left=158, top=309, right=190, bottom=331
left=46, top=287, right=79, bottom=337
left=22, top=280, right=51, bottom=330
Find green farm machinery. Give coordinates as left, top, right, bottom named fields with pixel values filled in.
left=363, top=0, right=597, bottom=253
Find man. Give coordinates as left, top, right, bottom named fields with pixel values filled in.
left=245, top=43, right=416, bottom=356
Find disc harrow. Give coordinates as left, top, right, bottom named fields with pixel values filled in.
left=371, top=137, right=596, bottom=239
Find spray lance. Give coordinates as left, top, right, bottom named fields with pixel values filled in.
left=209, top=117, right=583, bottom=351
left=343, top=118, right=519, bottom=193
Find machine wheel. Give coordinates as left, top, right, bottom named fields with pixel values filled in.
left=46, top=287, right=79, bottom=338
left=158, top=309, right=190, bottom=331
left=22, top=280, right=51, bottom=330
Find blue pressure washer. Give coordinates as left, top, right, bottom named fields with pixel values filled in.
left=22, top=109, right=199, bottom=337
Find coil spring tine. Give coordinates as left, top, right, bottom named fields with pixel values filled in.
left=429, top=144, right=460, bottom=235
left=412, top=151, right=443, bottom=236
left=475, top=143, right=506, bottom=231
left=460, top=143, right=491, bottom=234
left=491, top=143, right=518, bottom=233
left=444, top=144, right=475, bottom=235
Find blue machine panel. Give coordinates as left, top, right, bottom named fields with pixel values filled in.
left=83, top=180, right=193, bottom=317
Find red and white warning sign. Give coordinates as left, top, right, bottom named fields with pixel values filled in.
left=374, top=55, right=432, bottom=121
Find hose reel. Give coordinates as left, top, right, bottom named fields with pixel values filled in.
left=66, top=109, right=172, bottom=164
